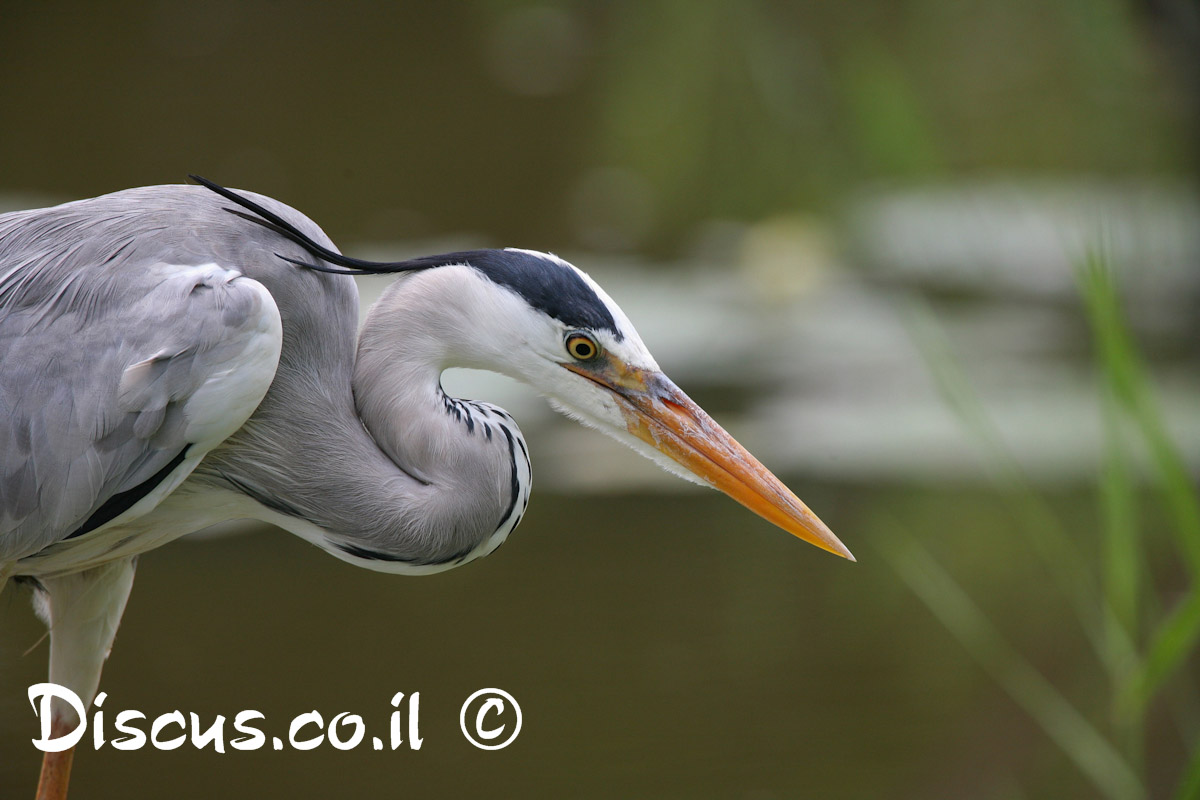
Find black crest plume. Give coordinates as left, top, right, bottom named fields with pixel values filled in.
left=188, top=176, right=623, bottom=336
left=190, top=174, right=432, bottom=275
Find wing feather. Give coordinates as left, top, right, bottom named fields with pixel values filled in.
left=1, top=204, right=282, bottom=561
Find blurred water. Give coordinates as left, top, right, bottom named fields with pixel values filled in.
left=3, top=182, right=1197, bottom=798
left=2, top=3, right=1196, bottom=797
left=1, top=484, right=1109, bottom=799
left=2, top=217, right=1193, bottom=796
left=2, top=187, right=1196, bottom=800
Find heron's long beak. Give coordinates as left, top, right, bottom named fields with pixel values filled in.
left=565, top=361, right=854, bottom=561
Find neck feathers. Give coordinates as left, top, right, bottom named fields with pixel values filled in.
left=198, top=270, right=531, bottom=574
left=344, top=272, right=532, bottom=568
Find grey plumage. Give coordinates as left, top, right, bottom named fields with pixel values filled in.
left=0, top=189, right=285, bottom=562
left=0, top=183, right=548, bottom=776
left=1, top=185, right=531, bottom=575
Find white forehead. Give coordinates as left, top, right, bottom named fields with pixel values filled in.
left=503, top=248, right=659, bottom=370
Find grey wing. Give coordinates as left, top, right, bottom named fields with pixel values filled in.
left=0, top=257, right=282, bottom=562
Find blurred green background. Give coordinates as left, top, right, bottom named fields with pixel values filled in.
left=1, top=1, right=1198, bottom=798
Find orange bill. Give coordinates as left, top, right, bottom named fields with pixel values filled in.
left=566, top=360, right=854, bottom=561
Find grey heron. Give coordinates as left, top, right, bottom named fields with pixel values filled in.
left=1, top=177, right=852, bottom=799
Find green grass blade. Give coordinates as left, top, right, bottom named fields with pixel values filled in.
left=1121, top=589, right=1200, bottom=717
left=1101, top=386, right=1145, bottom=763
left=880, top=530, right=1145, bottom=800
left=1101, top=389, right=1140, bottom=654
left=1077, top=251, right=1200, bottom=718
left=905, top=300, right=1137, bottom=676
left=1176, top=737, right=1200, bottom=800
left=1077, top=252, right=1200, bottom=576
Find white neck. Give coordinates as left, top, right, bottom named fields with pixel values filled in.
left=197, top=269, right=532, bottom=574
left=353, top=279, right=531, bottom=551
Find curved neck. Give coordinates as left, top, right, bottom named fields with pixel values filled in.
left=198, top=272, right=531, bottom=573
left=352, top=300, right=531, bottom=557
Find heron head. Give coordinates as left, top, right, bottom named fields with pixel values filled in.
left=465, top=248, right=853, bottom=562
left=187, top=177, right=851, bottom=560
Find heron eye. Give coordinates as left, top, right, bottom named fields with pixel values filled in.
left=565, top=332, right=600, bottom=362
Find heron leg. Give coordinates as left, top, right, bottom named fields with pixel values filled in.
left=35, top=727, right=75, bottom=800
left=31, top=557, right=137, bottom=800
